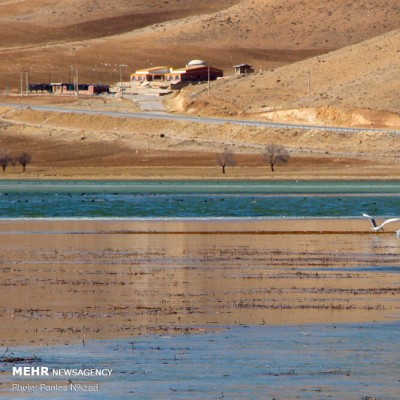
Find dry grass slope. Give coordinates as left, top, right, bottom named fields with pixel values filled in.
left=174, top=28, right=400, bottom=128
left=1, top=0, right=400, bottom=178
left=1, top=0, right=399, bottom=85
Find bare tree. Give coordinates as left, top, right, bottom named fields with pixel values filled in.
left=0, top=153, right=12, bottom=173
left=17, top=152, right=32, bottom=172
left=217, top=148, right=236, bottom=174
left=263, top=144, right=289, bottom=172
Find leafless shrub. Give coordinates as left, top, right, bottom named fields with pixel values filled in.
left=17, top=152, right=32, bottom=172
left=262, top=144, right=289, bottom=172
left=0, top=153, right=13, bottom=173
left=216, top=148, right=236, bottom=174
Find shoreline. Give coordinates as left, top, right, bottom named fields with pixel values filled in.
left=2, top=169, right=400, bottom=180
left=1, top=176, right=400, bottom=181
left=2, top=97, right=400, bottom=181
left=0, top=217, right=387, bottom=232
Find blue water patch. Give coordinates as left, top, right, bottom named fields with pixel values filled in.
left=2, top=179, right=400, bottom=194
left=1, top=180, right=400, bottom=218
left=305, top=266, right=400, bottom=273
left=1, top=322, right=399, bottom=399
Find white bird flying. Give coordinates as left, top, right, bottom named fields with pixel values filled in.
left=362, top=213, right=400, bottom=232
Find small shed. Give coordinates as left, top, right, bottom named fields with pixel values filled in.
left=28, top=83, right=51, bottom=93
left=233, top=64, right=254, bottom=76
left=50, top=83, right=109, bottom=96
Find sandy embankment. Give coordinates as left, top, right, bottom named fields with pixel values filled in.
left=0, top=219, right=399, bottom=346
left=1, top=96, right=400, bottom=180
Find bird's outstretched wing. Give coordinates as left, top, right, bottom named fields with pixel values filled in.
left=378, top=218, right=400, bottom=229
left=361, top=214, right=400, bottom=231
left=362, top=213, right=377, bottom=228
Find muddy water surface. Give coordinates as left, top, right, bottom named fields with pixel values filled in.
left=0, top=219, right=399, bottom=399
left=0, top=219, right=399, bottom=346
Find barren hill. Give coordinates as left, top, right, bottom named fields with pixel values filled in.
left=157, top=0, right=400, bottom=64
left=1, top=0, right=399, bottom=87
left=0, top=0, right=238, bottom=46
left=169, top=28, right=400, bottom=128
left=1, top=0, right=400, bottom=179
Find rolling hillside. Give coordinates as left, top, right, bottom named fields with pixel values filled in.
left=170, top=28, right=400, bottom=128
left=0, top=0, right=399, bottom=90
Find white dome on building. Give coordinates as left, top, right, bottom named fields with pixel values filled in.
left=186, top=59, right=208, bottom=67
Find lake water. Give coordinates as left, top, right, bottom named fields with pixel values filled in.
left=1, top=179, right=400, bottom=218
left=1, top=179, right=399, bottom=399
left=2, top=323, right=399, bottom=400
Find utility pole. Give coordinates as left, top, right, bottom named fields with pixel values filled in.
left=75, top=68, right=79, bottom=98
left=118, top=64, right=127, bottom=98
left=20, top=71, right=23, bottom=98
left=119, top=66, right=123, bottom=98
left=25, top=71, right=29, bottom=96
left=207, top=65, right=210, bottom=95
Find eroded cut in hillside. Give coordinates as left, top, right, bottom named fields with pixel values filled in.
left=165, top=27, right=400, bottom=125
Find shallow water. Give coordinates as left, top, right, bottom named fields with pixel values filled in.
left=306, top=265, right=400, bottom=273
left=2, top=179, right=400, bottom=194
left=1, top=323, right=399, bottom=400
left=1, top=180, right=399, bottom=399
left=1, top=180, right=400, bottom=218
